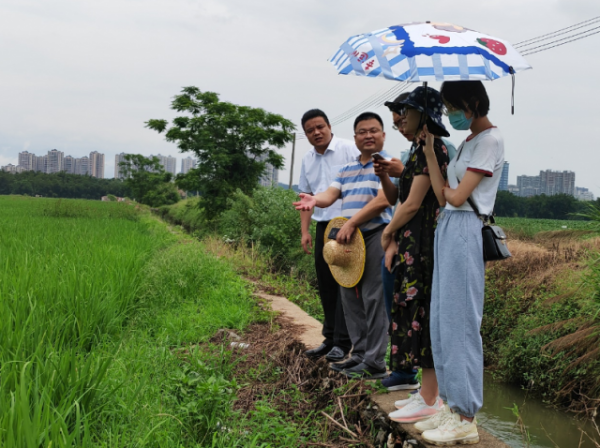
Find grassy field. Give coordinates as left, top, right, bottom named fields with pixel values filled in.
left=0, top=196, right=270, bottom=447
left=497, top=217, right=599, bottom=239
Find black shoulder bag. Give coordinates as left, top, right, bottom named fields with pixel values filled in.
left=454, top=146, right=511, bottom=262
left=464, top=196, right=512, bottom=262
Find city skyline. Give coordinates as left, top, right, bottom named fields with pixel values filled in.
left=2, top=149, right=105, bottom=178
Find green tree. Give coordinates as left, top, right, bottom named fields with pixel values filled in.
left=119, top=154, right=179, bottom=207
left=145, top=87, right=295, bottom=216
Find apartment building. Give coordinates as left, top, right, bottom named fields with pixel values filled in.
left=89, top=151, right=105, bottom=179
left=181, top=156, right=196, bottom=174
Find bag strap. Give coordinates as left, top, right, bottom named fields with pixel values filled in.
left=454, top=144, right=493, bottom=223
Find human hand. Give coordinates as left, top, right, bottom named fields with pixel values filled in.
left=375, top=158, right=404, bottom=177
left=421, top=125, right=435, bottom=155
left=301, top=232, right=313, bottom=254
left=381, top=227, right=394, bottom=251
left=336, top=220, right=356, bottom=244
left=293, top=193, right=316, bottom=211
left=384, top=240, right=398, bottom=272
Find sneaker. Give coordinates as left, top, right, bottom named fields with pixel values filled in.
left=394, top=392, right=419, bottom=409
left=422, top=412, right=479, bottom=445
left=342, top=362, right=387, bottom=379
left=388, top=393, right=443, bottom=423
left=414, top=404, right=452, bottom=433
left=381, top=375, right=421, bottom=392
left=395, top=393, right=441, bottom=409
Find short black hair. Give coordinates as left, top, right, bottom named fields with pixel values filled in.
left=301, top=109, right=330, bottom=130
left=354, top=112, right=384, bottom=131
left=441, top=81, right=490, bottom=118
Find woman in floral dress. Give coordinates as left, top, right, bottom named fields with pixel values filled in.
left=379, top=86, right=449, bottom=423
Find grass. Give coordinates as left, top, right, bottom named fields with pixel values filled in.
left=497, top=217, right=599, bottom=240
left=0, top=196, right=294, bottom=446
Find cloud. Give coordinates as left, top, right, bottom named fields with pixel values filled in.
left=0, top=0, right=598, bottom=196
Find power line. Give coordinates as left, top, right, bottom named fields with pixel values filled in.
left=521, top=26, right=600, bottom=55
left=515, top=16, right=600, bottom=48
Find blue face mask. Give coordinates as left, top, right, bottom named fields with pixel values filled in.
left=448, top=110, right=473, bottom=130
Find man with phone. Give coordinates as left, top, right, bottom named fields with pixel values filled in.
left=294, top=112, right=392, bottom=378
left=298, top=109, right=359, bottom=362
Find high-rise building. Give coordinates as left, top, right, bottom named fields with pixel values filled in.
left=575, top=187, right=595, bottom=201
left=114, top=153, right=129, bottom=179
left=18, top=151, right=34, bottom=171
left=516, top=175, right=541, bottom=197
left=152, top=154, right=177, bottom=175
left=89, top=151, right=105, bottom=179
left=255, top=152, right=279, bottom=188
left=498, top=162, right=509, bottom=191
left=181, top=156, right=196, bottom=174
left=507, top=184, right=519, bottom=195
left=76, top=156, right=91, bottom=176
left=33, top=155, right=47, bottom=173
left=64, top=156, right=76, bottom=174
left=46, top=149, right=64, bottom=174
left=539, top=170, right=575, bottom=196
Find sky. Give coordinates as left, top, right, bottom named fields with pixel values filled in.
left=1, top=0, right=599, bottom=196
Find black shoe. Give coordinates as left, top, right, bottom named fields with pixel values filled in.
left=330, top=358, right=360, bottom=372
left=342, top=362, right=387, bottom=379
left=304, top=343, right=332, bottom=359
left=325, top=346, right=348, bottom=362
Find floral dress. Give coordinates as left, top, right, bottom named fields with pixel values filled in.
left=390, top=138, right=449, bottom=372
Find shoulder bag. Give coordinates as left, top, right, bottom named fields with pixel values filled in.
left=453, top=146, right=511, bottom=261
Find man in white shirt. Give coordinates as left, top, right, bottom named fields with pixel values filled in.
left=298, top=109, right=360, bottom=362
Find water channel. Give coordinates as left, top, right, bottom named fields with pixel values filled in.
left=478, top=373, right=599, bottom=448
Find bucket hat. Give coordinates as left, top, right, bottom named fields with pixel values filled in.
left=323, top=217, right=366, bottom=288
left=386, top=86, right=450, bottom=137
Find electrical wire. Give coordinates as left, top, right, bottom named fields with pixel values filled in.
left=521, top=26, right=600, bottom=55
left=515, top=16, right=600, bottom=48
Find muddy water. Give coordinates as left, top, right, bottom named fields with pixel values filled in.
left=478, top=373, right=599, bottom=448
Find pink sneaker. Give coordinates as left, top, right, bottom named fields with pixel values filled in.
left=388, top=393, right=443, bottom=423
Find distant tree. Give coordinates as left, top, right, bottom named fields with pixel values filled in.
left=118, top=154, right=179, bottom=207
left=0, top=171, right=130, bottom=199
left=146, top=87, right=295, bottom=216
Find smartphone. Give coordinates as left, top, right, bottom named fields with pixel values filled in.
left=372, top=152, right=384, bottom=161
left=328, top=228, right=340, bottom=240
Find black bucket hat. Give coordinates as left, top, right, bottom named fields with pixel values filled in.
left=387, top=86, right=450, bottom=137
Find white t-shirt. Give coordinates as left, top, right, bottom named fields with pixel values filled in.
left=445, top=127, right=504, bottom=216
left=298, top=135, right=360, bottom=222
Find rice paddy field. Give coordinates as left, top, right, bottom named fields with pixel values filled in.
left=0, top=196, right=260, bottom=447
left=496, top=217, right=599, bottom=239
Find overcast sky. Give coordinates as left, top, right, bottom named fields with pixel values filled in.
left=1, top=0, right=599, bottom=196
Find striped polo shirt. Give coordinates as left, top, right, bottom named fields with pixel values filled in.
left=330, top=152, right=393, bottom=232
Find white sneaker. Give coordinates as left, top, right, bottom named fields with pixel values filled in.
left=394, top=392, right=419, bottom=409
left=414, top=404, right=452, bottom=433
left=422, top=412, right=479, bottom=445
left=388, top=392, right=443, bottom=423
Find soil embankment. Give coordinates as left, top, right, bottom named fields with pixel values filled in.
left=253, top=289, right=509, bottom=447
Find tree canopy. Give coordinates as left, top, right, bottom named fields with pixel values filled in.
left=118, top=154, right=180, bottom=207
left=146, top=87, right=295, bottom=215
left=0, top=171, right=130, bottom=199
left=494, top=190, right=599, bottom=219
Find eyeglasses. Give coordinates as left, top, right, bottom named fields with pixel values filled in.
left=305, top=124, right=327, bottom=135
left=356, top=128, right=382, bottom=136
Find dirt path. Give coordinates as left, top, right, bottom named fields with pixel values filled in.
left=255, top=289, right=509, bottom=448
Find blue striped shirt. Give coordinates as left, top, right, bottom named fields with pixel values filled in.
left=330, top=153, right=392, bottom=231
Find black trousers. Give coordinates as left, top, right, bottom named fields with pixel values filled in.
left=315, top=221, right=352, bottom=351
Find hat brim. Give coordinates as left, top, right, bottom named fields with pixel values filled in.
left=324, top=217, right=366, bottom=288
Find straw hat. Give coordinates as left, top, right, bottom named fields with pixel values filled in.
left=323, top=217, right=366, bottom=288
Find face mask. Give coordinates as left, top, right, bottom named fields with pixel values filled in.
left=448, top=110, right=473, bottom=130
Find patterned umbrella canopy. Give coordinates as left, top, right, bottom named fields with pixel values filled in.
left=329, top=22, right=531, bottom=82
